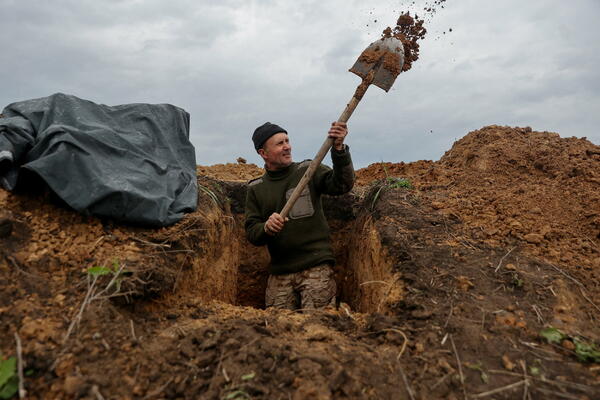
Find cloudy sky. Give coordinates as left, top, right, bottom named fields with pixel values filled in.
left=1, top=0, right=599, bottom=168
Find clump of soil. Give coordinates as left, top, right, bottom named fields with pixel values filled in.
left=357, top=125, right=600, bottom=284
left=353, top=9, right=428, bottom=95
left=382, top=12, right=427, bottom=72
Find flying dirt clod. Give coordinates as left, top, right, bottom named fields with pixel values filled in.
left=382, top=12, right=427, bottom=72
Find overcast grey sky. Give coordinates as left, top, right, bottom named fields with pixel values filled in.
left=1, top=0, right=599, bottom=168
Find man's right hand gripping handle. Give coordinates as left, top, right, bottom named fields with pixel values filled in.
left=264, top=213, right=288, bottom=235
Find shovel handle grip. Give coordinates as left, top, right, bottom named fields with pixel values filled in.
left=279, top=95, right=362, bottom=219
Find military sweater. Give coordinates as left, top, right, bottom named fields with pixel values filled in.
left=245, top=146, right=355, bottom=275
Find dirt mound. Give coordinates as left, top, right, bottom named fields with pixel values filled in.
left=357, top=125, right=600, bottom=283
left=196, top=163, right=263, bottom=182
left=1, top=125, right=600, bottom=399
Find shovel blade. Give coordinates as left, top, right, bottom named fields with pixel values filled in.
left=349, top=37, right=405, bottom=92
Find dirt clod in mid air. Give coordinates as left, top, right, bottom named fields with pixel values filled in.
left=382, top=12, right=427, bottom=72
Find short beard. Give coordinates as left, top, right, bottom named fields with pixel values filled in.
left=272, top=157, right=292, bottom=169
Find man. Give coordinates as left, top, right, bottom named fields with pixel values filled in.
left=245, top=121, right=355, bottom=310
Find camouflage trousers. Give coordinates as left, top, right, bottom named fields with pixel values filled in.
left=265, top=264, right=336, bottom=310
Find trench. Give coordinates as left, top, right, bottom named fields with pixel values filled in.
left=177, top=183, right=403, bottom=314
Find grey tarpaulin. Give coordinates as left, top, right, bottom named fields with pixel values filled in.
left=0, top=93, right=197, bottom=226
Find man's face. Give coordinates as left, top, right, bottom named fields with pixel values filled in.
left=259, top=132, right=292, bottom=170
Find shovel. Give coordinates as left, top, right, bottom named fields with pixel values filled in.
left=280, top=37, right=405, bottom=219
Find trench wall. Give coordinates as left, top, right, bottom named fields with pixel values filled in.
left=334, top=216, right=402, bottom=313
left=174, top=182, right=402, bottom=313
left=172, top=208, right=240, bottom=305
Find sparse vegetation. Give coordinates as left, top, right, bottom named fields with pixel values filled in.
left=370, top=176, right=413, bottom=210
left=87, top=259, right=131, bottom=296
left=0, top=355, right=17, bottom=399
left=540, top=327, right=600, bottom=363
left=198, top=183, right=220, bottom=206
left=62, top=260, right=132, bottom=345
left=368, top=162, right=415, bottom=209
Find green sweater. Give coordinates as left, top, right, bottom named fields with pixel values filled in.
left=245, top=146, right=355, bottom=275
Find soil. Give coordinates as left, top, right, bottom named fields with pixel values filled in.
left=196, top=163, right=262, bottom=182
left=353, top=8, right=428, bottom=95
left=424, top=0, right=448, bottom=15
left=382, top=12, right=427, bottom=72
left=1, top=125, right=600, bottom=399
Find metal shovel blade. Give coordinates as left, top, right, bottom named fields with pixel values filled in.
left=349, top=37, right=405, bottom=92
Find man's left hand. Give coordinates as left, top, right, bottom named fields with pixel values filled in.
left=328, top=122, right=348, bottom=151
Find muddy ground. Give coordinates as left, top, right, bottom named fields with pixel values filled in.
left=1, top=125, right=599, bottom=399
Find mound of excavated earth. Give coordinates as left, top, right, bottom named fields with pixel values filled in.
left=1, top=125, right=599, bottom=399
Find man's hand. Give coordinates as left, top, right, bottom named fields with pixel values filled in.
left=265, top=212, right=288, bottom=235
left=328, top=122, right=348, bottom=151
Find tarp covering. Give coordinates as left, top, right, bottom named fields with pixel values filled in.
left=0, top=93, right=197, bottom=226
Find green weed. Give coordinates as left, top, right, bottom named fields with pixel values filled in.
left=0, top=355, right=18, bottom=399
left=87, top=259, right=130, bottom=294
left=370, top=177, right=413, bottom=211
left=510, top=273, right=524, bottom=289
left=385, top=177, right=413, bottom=189
left=241, top=372, right=255, bottom=381
left=466, top=361, right=489, bottom=384
left=540, top=327, right=600, bottom=362
left=224, top=389, right=250, bottom=399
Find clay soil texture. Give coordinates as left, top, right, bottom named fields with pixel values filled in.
left=353, top=9, right=427, bottom=94
left=1, top=125, right=600, bottom=399
left=382, top=12, right=427, bottom=72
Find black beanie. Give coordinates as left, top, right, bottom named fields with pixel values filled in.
left=252, top=122, right=287, bottom=151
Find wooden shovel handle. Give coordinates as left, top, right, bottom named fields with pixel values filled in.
left=279, top=95, right=362, bottom=219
